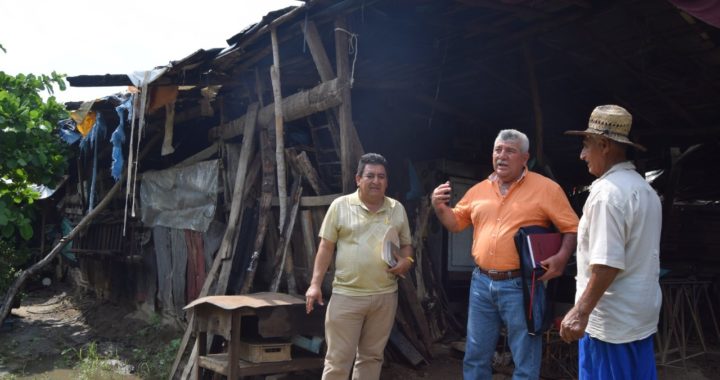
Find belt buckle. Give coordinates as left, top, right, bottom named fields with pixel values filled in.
left=487, top=269, right=504, bottom=279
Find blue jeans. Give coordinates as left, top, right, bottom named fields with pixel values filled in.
left=464, top=268, right=543, bottom=380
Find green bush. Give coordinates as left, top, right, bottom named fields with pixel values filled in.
left=0, top=69, right=69, bottom=241
left=0, top=239, right=29, bottom=302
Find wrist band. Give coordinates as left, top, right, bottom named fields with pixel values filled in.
left=406, top=256, right=415, bottom=263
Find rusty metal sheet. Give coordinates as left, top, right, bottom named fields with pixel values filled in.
left=184, top=292, right=304, bottom=311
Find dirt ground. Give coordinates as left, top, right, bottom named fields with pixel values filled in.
left=0, top=283, right=177, bottom=379
left=1, top=284, right=719, bottom=379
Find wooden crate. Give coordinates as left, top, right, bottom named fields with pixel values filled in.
left=238, top=339, right=292, bottom=363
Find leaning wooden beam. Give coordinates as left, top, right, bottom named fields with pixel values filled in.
left=215, top=103, right=258, bottom=295
left=397, top=277, right=433, bottom=358
left=296, top=151, right=330, bottom=195
left=1, top=182, right=122, bottom=325
left=270, top=179, right=303, bottom=292
left=302, top=20, right=336, bottom=80
left=170, top=104, right=259, bottom=380
left=176, top=165, right=262, bottom=379
left=240, top=124, right=276, bottom=294
left=241, top=153, right=262, bottom=202
left=215, top=102, right=259, bottom=270
left=301, top=20, right=342, bottom=153
left=0, top=134, right=161, bottom=326
left=271, top=27, right=289, bottom=230
left=208, top=78, right=343, bottom=140
left=286, top=149, right=330, bottom=196
left=335, top=17, right=365, bottom=192
left=388, top=327, right=427, bottom=367
left=393, top=299, right=431, bottom=362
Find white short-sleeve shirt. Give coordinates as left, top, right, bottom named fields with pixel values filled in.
left=576, top=161, right=662, bottom=343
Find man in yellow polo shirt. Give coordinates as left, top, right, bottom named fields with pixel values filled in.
left=306, top=153, right=414, bottom=380
left=432, top=129, right=578, bottom=379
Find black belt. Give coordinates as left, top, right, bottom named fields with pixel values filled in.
left=478, top=267, right=522, bottom=281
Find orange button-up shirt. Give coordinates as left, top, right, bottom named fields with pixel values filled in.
left=452, top=170, right=578, bottom=271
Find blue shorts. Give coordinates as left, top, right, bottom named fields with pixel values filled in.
left=579, top=333, right=657, bottom=380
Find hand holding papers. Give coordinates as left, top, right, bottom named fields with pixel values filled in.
left=382, top=227, right=405, bottom=278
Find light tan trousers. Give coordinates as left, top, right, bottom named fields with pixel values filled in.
left=322, top=292, right=398, bottom=380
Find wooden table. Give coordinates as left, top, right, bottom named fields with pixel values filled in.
left=184, top=292, right=324, bottom=379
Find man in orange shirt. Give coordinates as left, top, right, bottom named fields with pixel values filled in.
left=431, top=129, right=578, bottom=379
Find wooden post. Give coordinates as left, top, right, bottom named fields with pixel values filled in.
left=270, top=179, right=303, bottom=292
left=271, top=27, right=288, bottom=230
left=335, top=17, right=364, bottom=192
left=299, top=210, right=316, bottom=284
left=523, top=42, right=544, bottom=167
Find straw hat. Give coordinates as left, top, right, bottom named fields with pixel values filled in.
left=565, top=105, right=646, bottom=151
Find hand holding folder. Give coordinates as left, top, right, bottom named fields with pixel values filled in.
left=526, top=232, right=562, bottom=273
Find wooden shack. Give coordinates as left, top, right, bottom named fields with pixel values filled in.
left=30, top=0, right=720, bottom=377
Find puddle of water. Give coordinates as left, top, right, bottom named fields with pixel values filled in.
left=2, top=357, right=141, bottom=380
left=14, top=368, right=140, bottom=380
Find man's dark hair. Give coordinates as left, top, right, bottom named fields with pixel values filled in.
left=356, top=153, right=388, bottom=176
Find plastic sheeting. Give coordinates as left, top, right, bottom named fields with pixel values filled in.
left=127, top=68, right=168, bottom=88
left=140, top=160, right=219, bottom=232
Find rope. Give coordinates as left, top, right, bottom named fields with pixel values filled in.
left=334, top=27, right=359, bottom=87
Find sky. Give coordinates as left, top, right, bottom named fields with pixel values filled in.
left=0, top=0, right=301, bottom=103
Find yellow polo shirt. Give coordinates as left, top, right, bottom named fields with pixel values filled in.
left=319, top=190, right=412, bottom=296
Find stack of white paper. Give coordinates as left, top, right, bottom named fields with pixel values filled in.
left=382, top=227, right=400, bottom=267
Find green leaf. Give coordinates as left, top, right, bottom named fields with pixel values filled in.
left=19, top=223, right=33, bottom=240
left=1, top=224, right=14, bottom=238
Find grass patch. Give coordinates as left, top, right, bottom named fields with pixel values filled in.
left=132, top=337, right=180, bottom=380
left=128, top=313, right=182, bottom=379
left=61, top=342, right=124, bottom=380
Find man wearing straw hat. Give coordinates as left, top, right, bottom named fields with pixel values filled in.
left=561, top=105, right=662, bottom=379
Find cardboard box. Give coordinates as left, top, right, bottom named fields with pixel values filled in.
left=238, top=339, right=292, bottom=363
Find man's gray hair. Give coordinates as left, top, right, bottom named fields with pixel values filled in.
left=494, top=129, right=530, bottom=153
left=356, top=153, right=388, bottom=176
